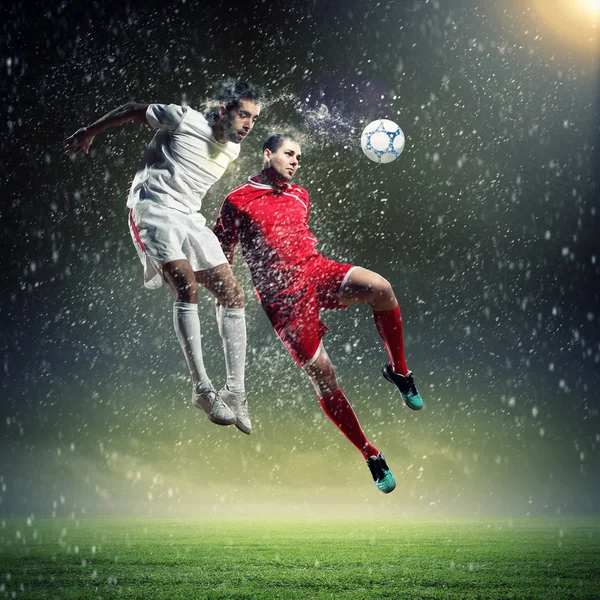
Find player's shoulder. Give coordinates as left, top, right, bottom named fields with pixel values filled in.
left=176, top=105, right=205, bottom=124
left=146, top=103, right=187, bottom=127
left=289, top=183, right=308, bottom=195
left=225, top=180, right=255, bottom=205
left=288, top=183, right=309, bottom=200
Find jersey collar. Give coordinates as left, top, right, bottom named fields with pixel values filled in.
left=248, top=173, right=292, bottom=192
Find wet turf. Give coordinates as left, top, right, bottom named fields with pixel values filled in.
left=1, top=517, right=599, bottom=599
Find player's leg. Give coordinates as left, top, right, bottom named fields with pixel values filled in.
left=129, top=203, right=234, bottom=425
left=339, top=267, right=423, bottom=411
left=196, top=264, right=250, bottom=434
left=339, top=267, right=406, bottom=372
left=303, top=345, right=395, bottom=493
left=163, top=259, right=235, bottom=426
left=304, top=344, right=377, bottom=458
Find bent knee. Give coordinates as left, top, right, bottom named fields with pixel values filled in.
left=310, top=354, right=335, bottom=376
left=164, top=271, right=198, bottom=303
left=232, top=283, right=245, bottom=307
left=220, top=280, right=245, bottom=308
left=371, top=275, right=395, bottom=301
left=305, top=353, right=337, bottom=389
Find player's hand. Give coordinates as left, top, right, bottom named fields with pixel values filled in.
left=64, top=127, right=95, bottom=157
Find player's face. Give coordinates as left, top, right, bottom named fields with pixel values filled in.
left=265, top=140, right=302, bottom=181
left=220, top=99, right=261, bottom=144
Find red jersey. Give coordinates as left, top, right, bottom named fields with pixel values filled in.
left=215, top=175, right=355, bottom=367
left=214, top=175, right=321, bottom=302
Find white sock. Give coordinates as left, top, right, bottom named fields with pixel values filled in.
left=173, top=302, right=212, bottom=391
left=217, top=306, right=246, bottom=393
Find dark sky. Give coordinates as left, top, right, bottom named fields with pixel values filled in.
left=1, top=0, right=599, bottom=517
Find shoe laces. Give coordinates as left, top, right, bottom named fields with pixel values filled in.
left=196, top=388, right=216, bottom=401
left=367, top=455, right=387, bottom=481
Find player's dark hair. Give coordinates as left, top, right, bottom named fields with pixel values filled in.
left=218, top=80, right=264, bottom=110
left=263, top=134, right=297, bottom=153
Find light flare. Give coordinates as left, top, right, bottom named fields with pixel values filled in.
left=530, top=0, right=600, bottom=52
left=583, top=0, right=600, bottom=15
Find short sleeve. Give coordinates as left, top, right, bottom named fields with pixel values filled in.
left=214, top=198, right=240, bottom=250
left=146, top=104, right=187, bottom=131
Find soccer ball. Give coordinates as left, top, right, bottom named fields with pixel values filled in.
left=360, top=119, right=405, bottom=164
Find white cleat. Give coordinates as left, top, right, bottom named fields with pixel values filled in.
left=192, top=387, right=236, bottom=426
left=219, top=387, right=252, bottom=435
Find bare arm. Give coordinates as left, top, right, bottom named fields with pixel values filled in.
left=64, top=102, right=150, bottom=156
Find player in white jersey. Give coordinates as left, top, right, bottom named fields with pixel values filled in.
left=64, top=81, right=262, bottom=433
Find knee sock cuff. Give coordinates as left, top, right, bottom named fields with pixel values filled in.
left=173, top=302, right=198, bottom=312
left=318, top=388, right=343, bottom=402
left=220, top=307, right=245, bottom=318
left=373, top=305, right=401, bottom=317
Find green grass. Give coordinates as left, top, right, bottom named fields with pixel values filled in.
left=0, top=517, right=599, bottom=599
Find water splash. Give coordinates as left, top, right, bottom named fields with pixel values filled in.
left=197, top=87, right=363, bottom=149
left=298, top=103, right=360, bottom=146
left=265, top=91, right=364, bottom=149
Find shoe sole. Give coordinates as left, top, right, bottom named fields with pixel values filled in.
left=209, top=415, right=236, bottom=426
left=220, top=391, right=252, bottom=434
left=379, top=481, right=396, bottom=494
left=235, top=420, right=253, bottom=435
left=382, top=368, right=423, bottom=411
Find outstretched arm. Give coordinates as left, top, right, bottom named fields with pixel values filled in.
left=64, top=102, right=150, bottom=156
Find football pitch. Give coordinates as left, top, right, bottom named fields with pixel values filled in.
left=1, top=517, right=599, bottom=599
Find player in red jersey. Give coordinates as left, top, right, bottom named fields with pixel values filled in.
left=214, top=134, right=424, bottom=493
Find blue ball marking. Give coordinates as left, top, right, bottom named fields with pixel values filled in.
left=364, top=122, right=402, bottom=163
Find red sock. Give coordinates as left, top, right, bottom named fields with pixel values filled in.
left=318, top=389, right=378, bottom=460
left=373, top=304, right=408, bottom=375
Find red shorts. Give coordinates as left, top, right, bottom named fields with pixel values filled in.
left=258, top=257, right=356, bottom=367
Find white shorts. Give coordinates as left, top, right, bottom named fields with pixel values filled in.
left=129, top=200, right=228, bottom=289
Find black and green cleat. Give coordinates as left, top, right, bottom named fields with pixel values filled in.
left=366, top=453, right=396, bottom=494
left=382, top=365, right=424, bottom=411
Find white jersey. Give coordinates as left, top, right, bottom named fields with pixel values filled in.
left=126, top=104, right=240, bottom=214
